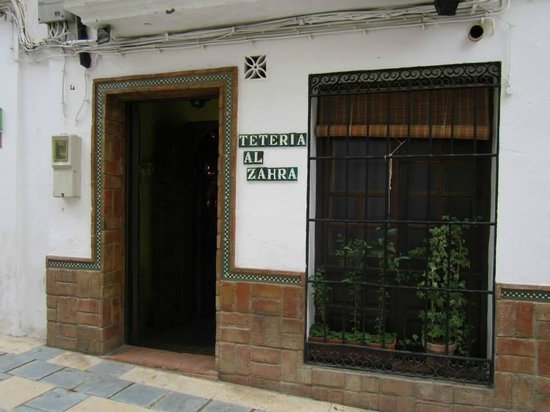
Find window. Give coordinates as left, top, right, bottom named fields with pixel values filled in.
left=306, top=63, right=500, bottom=383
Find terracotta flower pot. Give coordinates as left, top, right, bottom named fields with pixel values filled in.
left=308, top=336, right=327, bottom=343
left=426, top=341, right=457, bottom=355
left=367, top=338, right=397, bottom=350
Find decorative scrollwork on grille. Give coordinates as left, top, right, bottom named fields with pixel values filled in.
left=309, top=62, right=501, bottom=96
left=306, top=342, right=491, bottom=384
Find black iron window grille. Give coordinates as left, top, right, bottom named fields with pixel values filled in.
left=305, top=62, right=500, bottom=384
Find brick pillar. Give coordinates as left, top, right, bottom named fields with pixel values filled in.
left=99, top=96, right=125, bottom=353
left=46, top=96, right=125, bottom=355
left=217, top=281, right=306, bottom=391
left=46, top=269, right=122, bottom=354
left=494, top=289, right=550, bottom=411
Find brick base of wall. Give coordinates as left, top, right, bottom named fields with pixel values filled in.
left=216, top=281, right=550, bottom=411
left=46, top=272, right=550, bottom=409
left=46, top=269, right=123, bottom=354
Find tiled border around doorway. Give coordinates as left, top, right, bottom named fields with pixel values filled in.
left=46, top=67, right=301, bottom=284
left=45, top=67, right=301, bottom=356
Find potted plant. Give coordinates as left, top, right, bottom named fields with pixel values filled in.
left=335, top=237, right=369, bottom=335
left=335, top=229, right=406, bottom=349
left=344, top=331, right=364, bottom=345
left=410, top=217, right=470, bottom=355
left=366, top=227, right=407, bottom=349
left=308, top=322, right=329, bottom=343
left=309, top=268, right=332, bottom=342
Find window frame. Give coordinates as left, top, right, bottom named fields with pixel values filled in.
left=305, top=62, right=501, bottom=384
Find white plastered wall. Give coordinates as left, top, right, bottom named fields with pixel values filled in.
left=0, top=17, right=20, bottom=335
left=0, top=0, right=549, bottom=337
left=495, top=1, right=550, bottom=286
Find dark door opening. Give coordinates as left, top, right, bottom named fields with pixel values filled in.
left=127, top=97, right=219, bottom=355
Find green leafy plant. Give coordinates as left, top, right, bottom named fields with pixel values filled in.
left=311, top=268, right=332, bottom=338
left=410, top=217, right=470, bottom=352
left=344, top=331, right=364, bottom=343
left=335, top=228, right=407, bottom=344
left=335, top=237, right=369, bottom=333
left=309, top=322, right=330, bottom=338
left=367, top=331, right=397, bottom=345
left=369, top=227, right=407, bottom=342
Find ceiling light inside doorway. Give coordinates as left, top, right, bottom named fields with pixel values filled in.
left=190, top=99, right=207, bottom=108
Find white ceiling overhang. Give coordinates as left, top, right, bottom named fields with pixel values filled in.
left=59, top=1, right=507, bottom=54
left=63, top=0, right=487, bottom=38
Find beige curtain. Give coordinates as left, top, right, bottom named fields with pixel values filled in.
left=316, top=88, right=491, bottom=140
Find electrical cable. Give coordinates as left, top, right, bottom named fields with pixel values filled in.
left=74, top=67, right=90, bottom=125
left=2, top=0, right=509, bottom=56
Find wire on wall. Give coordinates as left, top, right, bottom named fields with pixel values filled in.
left=2, top=0, right=509, bottom=56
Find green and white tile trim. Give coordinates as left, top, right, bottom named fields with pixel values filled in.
left=225, top=272, right=301, bottom=284
left=502, top=288, right=550, bottom=302
left=47, top=70, right=301, bottom=285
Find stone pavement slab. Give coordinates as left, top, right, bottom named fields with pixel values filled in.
left=24, top=346, right=65, bottom=361
left=10, top=360, right=64, bottom=380
left=67, top=396, right=149, bottom=411
left=85, top=359, right=134, bottom=377
left=0, top=353, right=34, bottom=372
left=24, top=388, right=88, bottom=411
left=75, top=374, right=133, bottom=398
left=201, top=400, right=252, bottom=412
left=13, top=406, right=43, bottom=411
left=149, top=391, right=208, bottom=411
left=48, top=352, right=102, bottom=370
left=0, top=335, right=42, bottom=354
left=111, top=383, right=169, bottom=408
left=41, top=368, right=94, bottom=389
left=0, top=376, right=53, bottom=410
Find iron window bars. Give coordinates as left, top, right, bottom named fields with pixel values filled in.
left=305, top=62, right=500, bottom=384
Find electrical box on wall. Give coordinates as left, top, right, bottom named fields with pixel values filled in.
left=52, top=135, right=81, bottom=198
left=38, top=0, right=73, bottom=24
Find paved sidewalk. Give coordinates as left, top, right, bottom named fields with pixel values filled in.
left=0, top=335, right=366, bottom=412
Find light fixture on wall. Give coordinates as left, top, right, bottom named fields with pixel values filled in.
left=468, top=18, right=494, bottom=42
left=97, top=25, right=111, bottom=45
left=140, top=161, right=156, bottom=176
left=434, top=0, right=462, bottom=16
left=76, top=17, right=91, bottom=68
left=190, top=99, right=207, bottom=109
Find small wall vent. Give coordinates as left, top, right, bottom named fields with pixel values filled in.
left=244, top=55, right=267, bottom=80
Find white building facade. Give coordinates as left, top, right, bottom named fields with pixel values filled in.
left=0, top=1, right=548, bottom=409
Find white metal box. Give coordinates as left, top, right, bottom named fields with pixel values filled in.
left=38, top=0, right=72, bottom=24
left=52, top=135, right=81, bottom=198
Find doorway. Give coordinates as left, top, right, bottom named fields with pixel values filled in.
left=127, top=97, right=219, bottom=355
